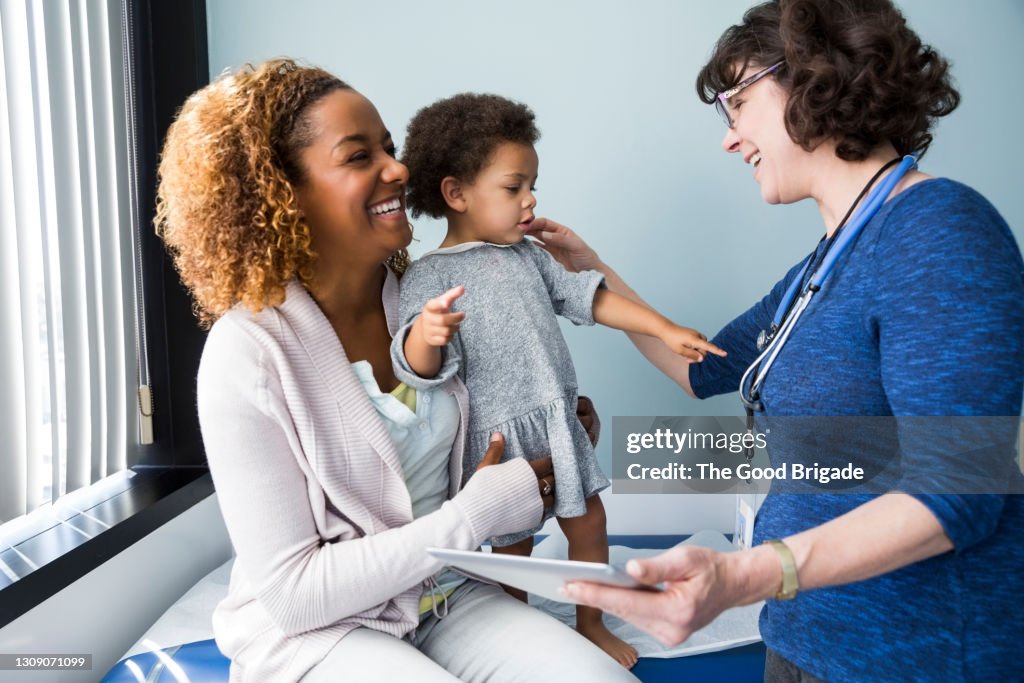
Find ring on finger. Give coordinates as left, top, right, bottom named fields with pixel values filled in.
left=540, top=477, right=553, bottom=496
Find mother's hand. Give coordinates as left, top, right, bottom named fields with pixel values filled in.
left=476, top=433, right=555, bottom=509
left=563, top=545, right=756, bottom=647
left=576, top=395, right=600, bottom=446
left=526, top=217, right=602, bottom=273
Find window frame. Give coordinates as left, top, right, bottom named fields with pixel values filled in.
left=0, top=0, right=212, bottom=629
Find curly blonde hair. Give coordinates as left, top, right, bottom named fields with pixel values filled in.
left=155, top=58, right=409, bottom=326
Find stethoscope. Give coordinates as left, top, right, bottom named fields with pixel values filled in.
left=739, top=154, right=919, bottom=418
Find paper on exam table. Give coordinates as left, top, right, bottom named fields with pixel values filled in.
left=529, top=530, right=763, bottom=658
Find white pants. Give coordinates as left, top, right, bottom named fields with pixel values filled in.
left=302, top=581, right=640, bottom=682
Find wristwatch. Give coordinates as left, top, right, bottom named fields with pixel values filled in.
left=764, top=539, right=799, bottom=600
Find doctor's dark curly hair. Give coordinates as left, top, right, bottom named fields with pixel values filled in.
left=402, top=93, right=539, bottom=219
left=155, top=58, right=409, bottom=326
left=696, top=0, right=960, bottom=161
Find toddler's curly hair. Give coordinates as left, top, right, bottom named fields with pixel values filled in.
left=402, top=93, right=539, bottom=219
left=155, top=58, right=409, bottom=326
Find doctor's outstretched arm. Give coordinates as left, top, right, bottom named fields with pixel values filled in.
left=527, top=217, right=699, bottom=398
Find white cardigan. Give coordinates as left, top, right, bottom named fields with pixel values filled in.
left=197, top=269, right=542, bottom=682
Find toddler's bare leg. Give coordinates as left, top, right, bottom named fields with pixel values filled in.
left=490, top=536, right=534, bottom=602
left=557, top=495, right=639, bottom=669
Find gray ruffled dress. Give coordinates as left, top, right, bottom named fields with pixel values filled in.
left=391, top=240, right=610, bottom=546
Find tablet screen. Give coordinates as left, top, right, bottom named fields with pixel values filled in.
left=426, top=547, right=662, bottom=604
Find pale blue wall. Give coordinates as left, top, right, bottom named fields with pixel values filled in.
left=206, top=1, right=1024, bottom=473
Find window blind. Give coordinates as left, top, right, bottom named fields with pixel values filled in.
left=0, top=0, right=138, bottom=524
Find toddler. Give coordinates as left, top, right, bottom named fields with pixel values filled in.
left=391, top=93, right=724, bottom=668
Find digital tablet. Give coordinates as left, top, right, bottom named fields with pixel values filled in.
left=426, top=547, right=662, bottom=604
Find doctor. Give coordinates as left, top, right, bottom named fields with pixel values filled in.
left=533, top=0, right=1024, bottom=680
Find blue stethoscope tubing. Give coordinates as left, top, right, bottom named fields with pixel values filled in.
left=739, top=154, right=919, bottom=413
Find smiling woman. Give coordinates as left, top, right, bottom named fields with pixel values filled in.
left=526, top=1, right=1024, bottom=681
left=153, top=58, right=641, bottom=683
left=291, top=90, right=412, bottom=277
left=156, top=63, right=412, bottom=325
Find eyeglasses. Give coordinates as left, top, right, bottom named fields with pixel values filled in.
left=714, top=61, right=784, bottom=129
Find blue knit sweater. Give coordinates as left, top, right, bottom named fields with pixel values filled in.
left=690, top=179, right=1024, bottom=681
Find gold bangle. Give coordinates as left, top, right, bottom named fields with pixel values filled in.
left=764, top=539, right=799, bottom=600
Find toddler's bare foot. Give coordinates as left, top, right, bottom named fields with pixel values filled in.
left=577, top=619, right=638, bottom=669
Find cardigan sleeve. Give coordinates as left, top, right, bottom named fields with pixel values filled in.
left=199, top=318, right=542, bottom=637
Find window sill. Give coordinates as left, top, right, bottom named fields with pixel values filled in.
left=0, top=468, right=213, bottom=629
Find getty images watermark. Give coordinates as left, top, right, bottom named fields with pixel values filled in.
left=611, top=415, right=1024, bottom=495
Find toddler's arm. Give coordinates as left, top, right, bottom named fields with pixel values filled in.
left=404, top=286, right=465, bottom=378
left=593, top=289, right=726, bottom=362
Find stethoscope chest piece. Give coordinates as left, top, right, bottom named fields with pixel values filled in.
left=756, top=324, right=778, bottom=352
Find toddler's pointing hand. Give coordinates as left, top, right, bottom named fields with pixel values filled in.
left=659, top=324, right=727, bottom=363
left=418, top=285, right=466, bottom=347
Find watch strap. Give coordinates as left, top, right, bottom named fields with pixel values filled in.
left=764, top=539, right=799, bottom=600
